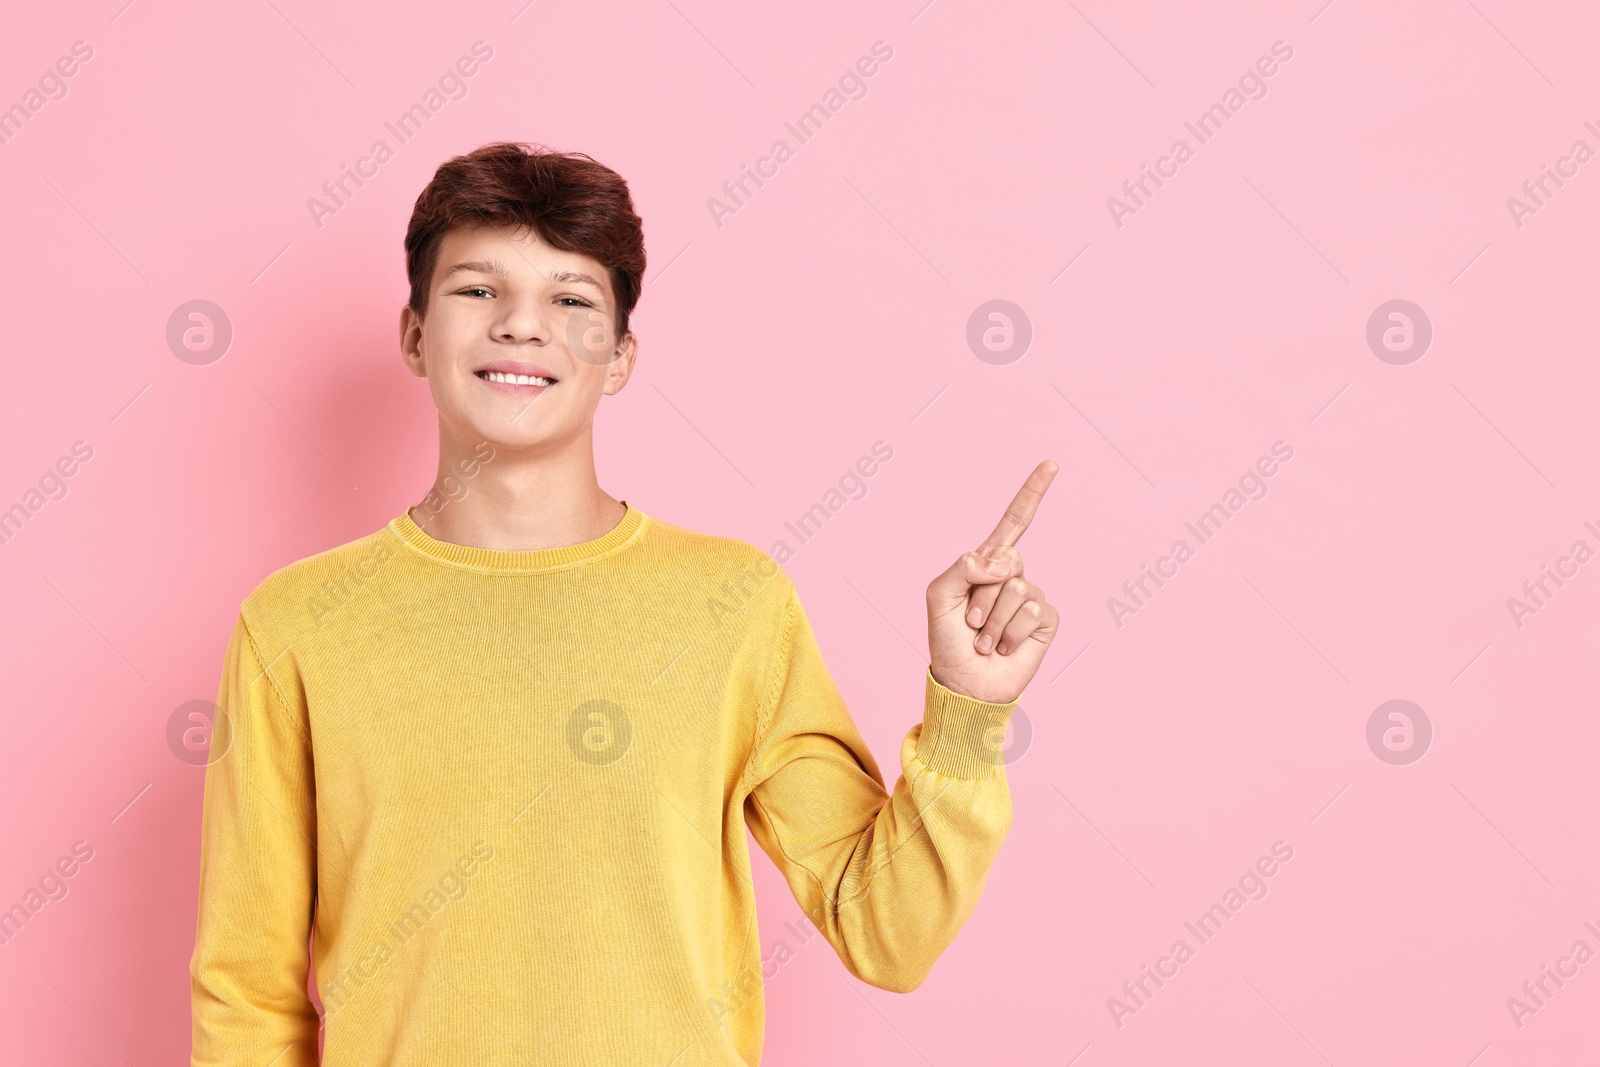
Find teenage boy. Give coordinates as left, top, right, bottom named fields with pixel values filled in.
left=190, top=141, right=1060, bottom=1066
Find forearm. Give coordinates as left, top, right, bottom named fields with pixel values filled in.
left=745, top=669, right=1014, bottom=993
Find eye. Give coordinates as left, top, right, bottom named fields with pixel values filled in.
left=457, top=286, right=493, bottom=298
left=557, top=297, right=592, bottom=307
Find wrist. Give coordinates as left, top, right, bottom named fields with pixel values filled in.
left=918, top=668, right=1015, bottom=778
left=929, top=663, right=1018, bottom=705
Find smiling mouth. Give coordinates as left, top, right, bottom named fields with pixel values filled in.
left=475, top=369, right=559, bottom=400
left=477, top=370, right=557, bottom=387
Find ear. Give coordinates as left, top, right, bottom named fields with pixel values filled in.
left=399, top=304, right=426, bottom=377
left=601, top=331, right=639, bottom=396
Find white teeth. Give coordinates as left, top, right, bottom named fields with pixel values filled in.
left=483, top=371, right=554, bottom=386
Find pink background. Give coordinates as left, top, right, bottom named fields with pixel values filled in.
left=2, top=0, right=1597, bottom=1063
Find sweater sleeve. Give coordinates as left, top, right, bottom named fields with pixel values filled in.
left=190, top=613, right=320, bottom=1066
left=740, top=584, right=1015, bottom=993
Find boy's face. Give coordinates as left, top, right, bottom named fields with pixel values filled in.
left=399, top=224, right=637, bottom=454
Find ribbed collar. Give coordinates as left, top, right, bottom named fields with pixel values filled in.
left=388, top=501, right=648, bottom=574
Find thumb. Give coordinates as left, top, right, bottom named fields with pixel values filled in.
left=927, top=551, right=1012, bottom=611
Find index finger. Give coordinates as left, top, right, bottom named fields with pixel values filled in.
left=977, top=460, right=1059, bottom=554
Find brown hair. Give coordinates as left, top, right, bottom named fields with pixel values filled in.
left=404, top=141, right=647, bottom=340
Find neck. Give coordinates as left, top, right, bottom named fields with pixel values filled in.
left=410, top=417, right=627, bottom=552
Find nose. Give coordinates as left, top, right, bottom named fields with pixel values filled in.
left=492, top=293, right=549, bottom=345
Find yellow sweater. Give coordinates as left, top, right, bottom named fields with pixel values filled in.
left=190, top=503, right=1016, bottom=1066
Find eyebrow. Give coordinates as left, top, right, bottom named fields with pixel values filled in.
left=547, top=270, right=606, bottom=292
left=441, top=260, right=607, bottom=294
left=440, top=259, right=511, bottom=279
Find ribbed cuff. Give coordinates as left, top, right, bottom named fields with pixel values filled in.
left=914, top=668, right=1017, bottom=779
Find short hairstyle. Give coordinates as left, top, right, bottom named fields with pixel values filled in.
left=404, top=141, right=647, bottom=340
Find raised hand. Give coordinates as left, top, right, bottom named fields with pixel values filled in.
left=925, top=461, right=1061, bottom=704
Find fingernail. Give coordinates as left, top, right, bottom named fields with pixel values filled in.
left=986, top=560, right=1009, bottom=576
left=967, top=606, right=984, bottom=626
left=996, top=642, right=1009, bottom=655
left=977, top=634, right=994, bottom=653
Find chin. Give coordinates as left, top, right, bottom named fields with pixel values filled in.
left=464, top=413, right=569, bottom=452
